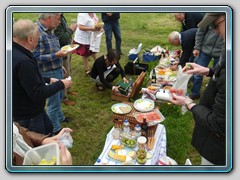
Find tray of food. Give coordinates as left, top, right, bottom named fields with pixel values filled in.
left=134, top=109, right=165, bottom=125
left=107, top=143, right=137, bottom=164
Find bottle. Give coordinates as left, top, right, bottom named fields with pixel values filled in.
left=141, top=118, right=148, bottom=138
left=123, top=119, right=130, bottom=135
left=134, top=124, right=142, bottom=138
left=151, top=69, right=156, bottom=84
left=161, top=50, right=165, bottom=58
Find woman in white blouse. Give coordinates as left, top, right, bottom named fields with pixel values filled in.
left=72, top=13, right=103, bottom=76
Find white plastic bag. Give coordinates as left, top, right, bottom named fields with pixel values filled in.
left=58, top=131, right=73, bottom=149
left=128, top=43, right=142, bottom=54
left=172, top=66, right=192, bottom=95
left=172, top=66, right=192, bottom=114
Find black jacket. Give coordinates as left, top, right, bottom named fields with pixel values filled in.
left=182, top=13, right=205, bottom=32
left=190, top=47, right=226, bottom=165
left=179, top=28, right=198, bottom=67
left=12, top=42, right=64, bottom=120
left=90, top=55, right=125, bottom=89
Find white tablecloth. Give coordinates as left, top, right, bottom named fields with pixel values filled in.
left=95, top=124, right=167, bottom=165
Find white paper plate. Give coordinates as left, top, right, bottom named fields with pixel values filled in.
left=111, top=103, right=132, bottom=115
left=134, top=98, right=155, bottom=112
left=61, top=44, right=79, bottom=52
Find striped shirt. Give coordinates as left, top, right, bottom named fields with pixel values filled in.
left=33, top=20, right=63, bottom=72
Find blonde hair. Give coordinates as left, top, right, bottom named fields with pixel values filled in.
left=13, top=19, right=38, bottom=41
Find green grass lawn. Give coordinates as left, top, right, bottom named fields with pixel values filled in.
left=13, top=12, right=202, bottom=165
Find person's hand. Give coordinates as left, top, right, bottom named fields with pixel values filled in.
left=182, top=63, right=210, bottom=76
left=112, top=86, right=120, bottom=93
left=69, top=23, right=77, bottom=32
left=59, top=143, right=72, bottom=165
left=42, top=128, right=73, bottom=144
left=50, top=78, right=59, bottom=83
left=60, top=79, right=72, bottom=89
left=170, top=93, right=196, bottom=110
left=193, top=49, right=200, bottom=57
left=170, top=93, right=189, bottom=106
left=106, top=13, right=113, bottom=16
left=55, top=50, right=68, bottom=58
left=53, top=128, right=73, bottom=140
left=122, top=77, right=129, bottom=83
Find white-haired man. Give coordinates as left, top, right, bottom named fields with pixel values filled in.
left=13, top=19, right=72, bottom=135
left=33, top=13, right=72, bottom=135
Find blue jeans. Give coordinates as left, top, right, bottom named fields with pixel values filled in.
left=191, top=51, right=219, bottom=96
left=104, top=20, right=122, bottom=53
left=14, top=111, right=53, bottom=135
left=42, top=68, right=64, bottom=133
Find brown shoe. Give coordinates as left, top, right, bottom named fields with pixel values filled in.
left=68, top=91, right=78, bottom=96
left=63, top=99, right=76, bottom=106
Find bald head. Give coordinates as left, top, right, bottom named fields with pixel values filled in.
left=13, top=19, right=39, bottom=51
left=168, top=31, right=180, bottom=46
left=13, top=19, right=38, bottom=41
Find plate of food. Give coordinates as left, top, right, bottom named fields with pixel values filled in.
left=134, top=109, right=165, bottom=125
left=107, top=143, right=136, bottom=164
left=134, top=98, right=155, bottom=112
left=61, top=44, right=79, bottom=52
left=111, top=103, right=132, bottom=115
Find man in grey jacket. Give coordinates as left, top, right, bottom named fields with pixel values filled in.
left=190, top=22, right=224, bottom=99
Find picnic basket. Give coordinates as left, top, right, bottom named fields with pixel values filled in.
left=111, top=71, right=146, bottom=102
left=112, top=101, right=158, bottom=136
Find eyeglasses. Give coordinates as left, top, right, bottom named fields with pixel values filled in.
left=212, top=19, right=225, bottom=29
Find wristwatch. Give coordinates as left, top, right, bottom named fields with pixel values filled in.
left=185, top=98, right=195, bottom=110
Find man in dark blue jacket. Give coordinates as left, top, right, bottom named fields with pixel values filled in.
left=168, top=28, right=198, bottom=67
left=175, top=12, right=205, bottom=32
left=13, top=19, right=72, bottom=135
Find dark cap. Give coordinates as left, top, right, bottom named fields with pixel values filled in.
left=198, top=12, right=225, bottom=28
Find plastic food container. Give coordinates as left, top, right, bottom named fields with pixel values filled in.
left=23, top=142, right=60, bottom=165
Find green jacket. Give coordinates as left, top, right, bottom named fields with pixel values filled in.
left=54, top=14, right=74, bottom=47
